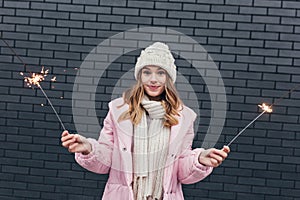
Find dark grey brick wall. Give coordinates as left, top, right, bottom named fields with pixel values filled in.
left=1, top=0, right=300, bottom=199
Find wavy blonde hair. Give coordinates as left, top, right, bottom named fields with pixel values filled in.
left=118, top=71, right=183, bottom=128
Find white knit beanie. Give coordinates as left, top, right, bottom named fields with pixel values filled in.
left=134, top=42, right=177, bottom=82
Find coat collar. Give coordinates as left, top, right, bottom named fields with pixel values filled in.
left=109, top=98, right=192, bottom=146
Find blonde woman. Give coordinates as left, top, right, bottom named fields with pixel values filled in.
left=61, top=42, right=230, bottom=200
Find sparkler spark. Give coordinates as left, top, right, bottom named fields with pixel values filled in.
left=23, top=66, right=49, bottom=88
left=226, top=103, right=273, bottom=146
left=24, top=73, right=45, bottom=87
left=258, top=103, right=273, bottom=113
left=51, top=76, right=57, bottom=82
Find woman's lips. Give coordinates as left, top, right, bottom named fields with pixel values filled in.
left=148, top=85, right=160, bottom=91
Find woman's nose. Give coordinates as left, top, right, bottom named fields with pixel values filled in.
left=150, top=73, right=158, bottom=82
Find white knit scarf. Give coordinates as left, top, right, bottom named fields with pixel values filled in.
left=133, top=98, right=170, bottom=200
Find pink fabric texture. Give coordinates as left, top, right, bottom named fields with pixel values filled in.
left=75, top=98, right=213, bottom=200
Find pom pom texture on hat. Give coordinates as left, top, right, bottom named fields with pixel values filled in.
left=134, top=42, right=177, bottom=82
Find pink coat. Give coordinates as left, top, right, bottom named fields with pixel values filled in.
left=75, top=98, right=213, bottom=200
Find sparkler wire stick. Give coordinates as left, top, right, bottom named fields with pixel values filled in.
left=227, top=110, right=266, bottom=146
left=271, top=84, right=300, bottom=107
left=1, top=37, right=66, bottom=130
left=38, top=84, right=66, bottom=130
left=0, top=36, right=27, bottom=67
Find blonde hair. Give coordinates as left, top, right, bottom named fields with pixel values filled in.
left=118, top=72, right=183, bottom=128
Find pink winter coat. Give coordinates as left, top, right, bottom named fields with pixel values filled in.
left=75, top=98, right=213, bottom=200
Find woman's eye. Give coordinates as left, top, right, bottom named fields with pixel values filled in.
left=142, top=70, right=151, bottom=75
left=157, top=71, right=166, bottom=75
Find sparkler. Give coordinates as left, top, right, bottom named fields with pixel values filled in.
left=226, top=103, right=273, bottom=146
left=22, top=67, right=66, bottom=130
left=1, top=37, right=66, bottom=130
left=225, top=82, right=300, bottom=147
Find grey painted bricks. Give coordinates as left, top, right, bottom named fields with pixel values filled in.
left=1, top=0, right=300, bottom=199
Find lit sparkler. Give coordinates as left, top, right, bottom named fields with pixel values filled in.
left=22, top=68, right=66, bottom=130
left=258, top=103, right=273, bottom=113
left=226, top=103, right=273, bottom=146
left=24, top=66, right=48, bottom=88
left=1, top=36, right=66, bottom=131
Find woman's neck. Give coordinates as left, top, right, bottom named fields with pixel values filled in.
left=147, top=94, right=163, bottom=101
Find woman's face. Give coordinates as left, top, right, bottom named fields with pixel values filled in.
left=141, top=65, right=167, bottom=100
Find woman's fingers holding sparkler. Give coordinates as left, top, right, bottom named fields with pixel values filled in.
left=222, top=145, right=230, bottom=153
left=199, top=146, right=230, bottom=168
left=61, top=131, right=92, bottom=155
left=61, top=131, right=76, bottom=147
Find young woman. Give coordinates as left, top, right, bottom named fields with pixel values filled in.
left=61, top=42, right=230, bottom=200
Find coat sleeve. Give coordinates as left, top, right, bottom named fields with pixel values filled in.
left=177, top=115, right=213, bottom=184
left=75, top=109, right=114, bottom=174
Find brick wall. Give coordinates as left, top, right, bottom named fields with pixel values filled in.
left=1, top=0, right=300, bottom=199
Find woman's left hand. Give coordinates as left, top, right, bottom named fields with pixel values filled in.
left=198, top=146, right=230, bottom=167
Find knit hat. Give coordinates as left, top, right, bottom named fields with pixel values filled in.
left=134, top=42, right=177, bottom=82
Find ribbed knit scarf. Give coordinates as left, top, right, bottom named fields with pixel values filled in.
left=133, top=98, right=170, bottom=200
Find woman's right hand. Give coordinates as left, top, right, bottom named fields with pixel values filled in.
left=61, top=130, right=92, bottom=155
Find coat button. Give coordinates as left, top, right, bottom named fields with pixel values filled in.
left=122, top=147, right=127, bottom=151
